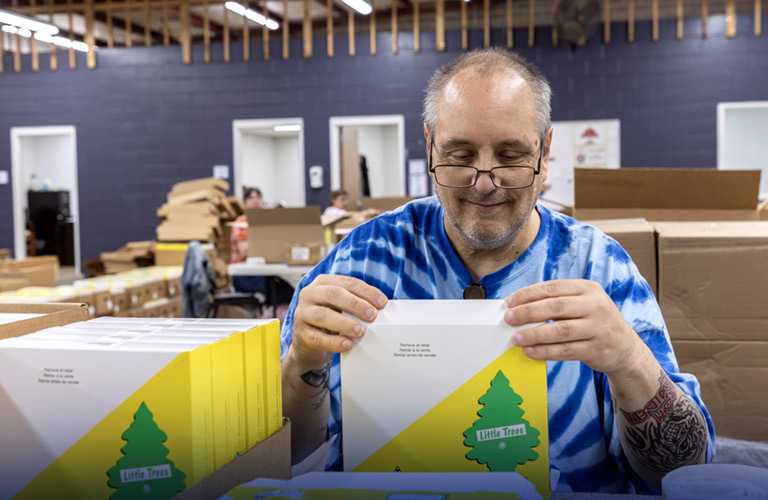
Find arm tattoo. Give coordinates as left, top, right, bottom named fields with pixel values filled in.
left=619, top=371, right=707, bottom=474
left=301, top=362, right=331, bottom=411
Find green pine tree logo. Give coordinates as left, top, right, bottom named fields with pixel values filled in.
left=463, top=370, right=540, bottom=471
left=107, top=402, right=186, bottom=499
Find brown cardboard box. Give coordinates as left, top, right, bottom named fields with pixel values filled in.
left=589, top=219, right=657, bottom=297
left=573, top=168, right=761, bottom=221
left=155, top=243, right=216, bottom=266
left=157, top=201, right=220, bottom=219
left=286, top=242, right=326, bottom=265
left=110, top=290, right=128, bottom=315
left=656, top=221, right=768, bottom=441
left=247, top=207, right=324, bottom=263
left=168, top=296, right=182, bottom=317
left=166, top=277, right=182, bottom=298
left=0, top=277, right=30, bottom=292
left=655, top=221, right=768, bottom=342
left=156, top=222, right=218, bottom=243
left=759, top=199, right=768, bottom=220
left=170, top=177, right=229, bottom=196
left=92, top=290, right=114, bottom=316
left=175, top=419, right=291, bottom=500
left=673, top=340, right=768, bottom=441
left=0, top=303, right=89, bottom=340
left=362, top=196, right=414, bottom=213
left=0, top=256, right=59, bottom=287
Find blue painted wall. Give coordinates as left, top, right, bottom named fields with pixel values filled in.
left=1, top=13, right=767, bottom=263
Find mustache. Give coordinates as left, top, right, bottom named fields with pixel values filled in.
left=457, top=193, right=514, bottom=205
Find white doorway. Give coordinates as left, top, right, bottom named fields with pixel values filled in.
left=232, top=118, right=306, bottom=207
left=717, top=101, right=768, bottom=200
left=11, top=125, right=81, bottom=275
left=329, top=115, right=406, bottom=198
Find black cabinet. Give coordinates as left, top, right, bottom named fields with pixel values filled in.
left=27, top=191, right=74, bottom=265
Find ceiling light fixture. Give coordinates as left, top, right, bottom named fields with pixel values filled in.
left=0, top=8, right=59, bottom=35
left=273, top=124, right=302, bottom=132
left=33, top=31, right=91, bottom=52
left=339, top=0, right=372, bottom=15
left=225, top=1, right=279, bottom=31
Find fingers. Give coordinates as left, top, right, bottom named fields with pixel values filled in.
left=292, top=275, right=388, bottom=363
left=504, top=293, right=592, bottom=326
left=506, top=279, right=596, bottom=308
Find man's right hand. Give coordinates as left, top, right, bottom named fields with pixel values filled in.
left=288, top=274, right=388, bottom=368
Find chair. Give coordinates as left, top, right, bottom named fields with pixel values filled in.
left=180, top=241, right=265, bottom=318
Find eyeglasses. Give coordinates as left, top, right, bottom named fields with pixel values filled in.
left=428, top=139, right=543, bottom=189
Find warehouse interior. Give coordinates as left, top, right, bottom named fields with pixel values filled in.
left=1, top=0, right=768, bottom=497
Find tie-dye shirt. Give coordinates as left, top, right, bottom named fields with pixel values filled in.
left=280, top=196, right=715, bottom=493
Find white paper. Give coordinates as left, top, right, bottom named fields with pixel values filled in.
left=341, top=300, right=532, bottom=472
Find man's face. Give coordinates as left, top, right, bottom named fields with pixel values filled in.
left=426, top=69, right=549, bottom=252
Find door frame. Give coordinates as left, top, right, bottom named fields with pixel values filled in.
left=11, top=125, right=81, bottom=273
left=329, top=114, right=406, bottom=195
left=232, top=118, right=305, bottom=203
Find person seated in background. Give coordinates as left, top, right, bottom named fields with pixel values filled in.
left=230, top=186, right=295, bottom=321
left=231, top=187, right=264, bottom=265
left=322, top=189, right=380, bottom=220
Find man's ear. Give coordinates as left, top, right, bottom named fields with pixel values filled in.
left=540, top=127, right=554, bottom=183
left=423, top=123, right=430, bottom=150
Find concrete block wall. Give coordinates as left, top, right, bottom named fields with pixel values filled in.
left=0, top=13, right=766, bottom=264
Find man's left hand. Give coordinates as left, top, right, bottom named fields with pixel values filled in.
left=504, top=279, right=651, bottom=379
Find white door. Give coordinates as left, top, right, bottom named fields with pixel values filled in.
left=232, top=119, right=305, bottom=207
left=329, top=115, right=407, bottom=197
left=11, top=125, right=81, bottom=275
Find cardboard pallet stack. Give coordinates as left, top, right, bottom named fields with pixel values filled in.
left=100, top=241, right=154, bottom=275
left=0, top=314, right=288, bottom=500
left=156, top=178, right=243, bottom=288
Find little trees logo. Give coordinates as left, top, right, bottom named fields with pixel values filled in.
left=107, top=402, right=186, bottom=499
left=463, top=370, right=540, bottom=471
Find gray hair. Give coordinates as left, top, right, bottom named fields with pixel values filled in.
left=422, top=48, right=552, bottom=145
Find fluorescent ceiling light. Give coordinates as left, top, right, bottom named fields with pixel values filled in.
left=33, top=31, right=92, bottom=51
left=225, top=1, right=279, bottom=30
left=339, top=0, right=372, bottom=15
left=0, top=9, right=59, bottom=35
left=2, top=24, right=18, bottom=34
left=273, top=125, right=301, bottom=132
left=17, top=27, right=32, bottom=38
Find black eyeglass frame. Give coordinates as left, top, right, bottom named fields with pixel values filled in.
left=428, top=138, right=545, bottom=190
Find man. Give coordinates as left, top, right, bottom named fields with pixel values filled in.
left=281, top=49, right=714, bottom=493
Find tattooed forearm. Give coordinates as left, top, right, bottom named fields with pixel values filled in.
left=619, top=371, right=707, bottom=474
left=301, top=362, right=332, bottom=410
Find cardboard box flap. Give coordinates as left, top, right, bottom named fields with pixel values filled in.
left=246, top=206, right=322, bottom=226
left=170, top=177, right=229, bottom=195
left=575, top=168, right=760, bottom=210
left=0, top=303, right=89, bottom=339
left=588, top=218, right=654, bottom=234
left=655, top=221, right=768, bottom=240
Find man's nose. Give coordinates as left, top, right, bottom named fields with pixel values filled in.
left=473, top=156, right=496, bottom=191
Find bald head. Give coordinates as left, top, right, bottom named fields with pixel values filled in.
left=422, top=48, right=552, bottom=144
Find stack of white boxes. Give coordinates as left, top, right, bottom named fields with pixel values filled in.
left=0, top=317, right=282, bottom=500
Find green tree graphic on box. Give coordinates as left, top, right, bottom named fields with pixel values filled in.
left=463, top=370, right=540, bottom=471
left=107, top=402, right=186, bottom=500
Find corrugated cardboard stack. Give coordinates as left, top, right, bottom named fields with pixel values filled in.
left=100, top=241, right=154, bottom=274
left=156, top=178, right=242, bottom=288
